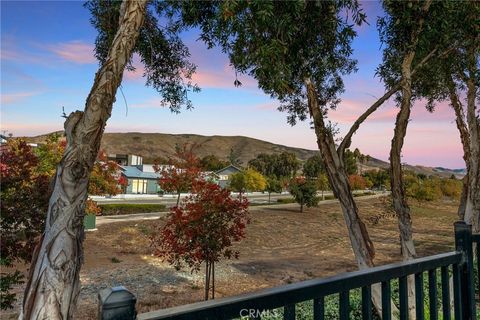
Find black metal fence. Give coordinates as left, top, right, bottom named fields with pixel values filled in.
left=99, top=221, right=479, bottom=320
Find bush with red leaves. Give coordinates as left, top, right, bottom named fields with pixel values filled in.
left=151, top=180, right=250, bottom=300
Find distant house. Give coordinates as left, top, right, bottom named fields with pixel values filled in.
left=0, top=134, right=9, bottom=153
left=112, top=153, right=162, bottom=194
left=0, top=134, right=8, bottom=145
left=108, top=153, right=143, bottom=166
left=120, top=164, right=162, bottom=194
left=116, top=154, right=242, bottom=194
left=0, top=134, right=38, bottom=153
left=201, top=171, right=220, bottom=184
left=215, top=165, right=242, bottom=188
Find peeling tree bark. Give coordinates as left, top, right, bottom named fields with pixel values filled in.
left=390, top=54, right=417, bottom=262
left=447, top=75, right=471, bottom=220
left=305, top=79, right=392, bottom=316
left=388, top=2, right=432, bottom=318
left=20, top=1, right=147, bottom=319
left=390, top=53, right=417, bottom=320
left=463, top=47, right=480, bottom=233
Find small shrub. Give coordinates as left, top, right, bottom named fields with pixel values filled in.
left=110, top=257, right=121, bottom=263
left=440, top=178, right=462, bottom=199
left=276, top=198, right=296, bottom=204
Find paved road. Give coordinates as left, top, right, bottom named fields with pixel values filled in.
left=93, top=190, right=375, bottom=206
left=94, top=192, right=300, bottom=206
left=96, top=192, right=389, bottom=226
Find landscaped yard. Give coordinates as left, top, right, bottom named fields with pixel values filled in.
left=3, top=196, right=460, bottom=319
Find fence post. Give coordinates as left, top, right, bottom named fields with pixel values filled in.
left=454, top=221, right=476, bottom=320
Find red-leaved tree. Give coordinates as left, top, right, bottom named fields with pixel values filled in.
left=151, top=180, right=250, bottom=300
left=0, top=140, right=50, bottom=309
left=348, top=174, right=367, bottom=191
left=88, top=151, right=127, bottom=197
left=155, top=144, right=202, bottom=206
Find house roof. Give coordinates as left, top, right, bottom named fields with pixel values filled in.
left=120, top=166, right=160, bottom=179
left=215, top=165, right=242, bottom=176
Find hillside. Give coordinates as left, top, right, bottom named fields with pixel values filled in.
left=23, top=131, right=464, bottom=177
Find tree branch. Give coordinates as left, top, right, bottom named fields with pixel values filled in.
left=337, top=45, right=445, bottom=156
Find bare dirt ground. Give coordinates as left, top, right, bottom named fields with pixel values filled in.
left=2, top=196, right=459, bottom=319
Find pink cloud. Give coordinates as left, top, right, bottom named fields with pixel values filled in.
left=191, top=68, right=257, bottom=89
left=1, top=36, right=45, bottom=64
left=0, top=122, right=63, bottom=137
left=129, top=98, right=166, bottom=109
left=1, top=91, right=41, bottom=104
left=123, top=53, right=144, bottom=81
left=48, top=41, right=96, bottom=64
left=254, top=102, right=279, bottom=111
left=329, top=97, right=457, bottom=126
left=328, top=99, right=397, bottom=124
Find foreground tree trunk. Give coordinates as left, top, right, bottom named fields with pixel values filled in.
left=305, top=80, right=388, bottom=315
left=447, top=75, right=471, bottom=220
left=390, top=53, right=418, bottom=319
left=464, top=71, right=480, bottom=233
left=462, top=43, right=480, bottom=232
left=388, top=2, right=432, bottom=318
left=20, top=1, right=147, bottom=319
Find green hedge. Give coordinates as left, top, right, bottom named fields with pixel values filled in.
left=276, top=195, right=337, bottom=204
left=99, top=203, right=167, bottom=216
left=353, top=191, right=376, bottom=197
left=276, top=198, right=296, bottom=204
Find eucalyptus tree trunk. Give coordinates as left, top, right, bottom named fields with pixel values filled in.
left=447, top=76, right=471, bottom=220
left=463, top=58, right=480, bottom=233
left=388, top=2, right=433, bottom=318
left=20, top=1, right=147, bottom=319
left=390, top=52, right=417, bottom=320
left=390, top=52, right=417, bottom=263
left=305, top=80, right=390, bottom=316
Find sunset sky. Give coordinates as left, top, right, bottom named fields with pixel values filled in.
left=1, top=1, right=465, bottom=168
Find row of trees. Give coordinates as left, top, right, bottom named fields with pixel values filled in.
left=18, top=0, right=477, bottom=318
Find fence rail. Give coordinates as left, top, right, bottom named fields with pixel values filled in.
left=98, top=221, right=479, bottom=320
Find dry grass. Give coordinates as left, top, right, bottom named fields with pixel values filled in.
left=3, top=196, right=459, bottom=319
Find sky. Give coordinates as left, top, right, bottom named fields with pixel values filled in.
left=0, top=1, right=465, bottom=168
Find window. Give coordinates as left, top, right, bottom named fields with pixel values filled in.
left=131, top=179, right=147, bottom=194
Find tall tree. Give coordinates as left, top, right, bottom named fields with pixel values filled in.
left=400, top=1, right=479, bottom=231
left=378, top=0, right=433, bottom=262
left=302, top=153, right=325, bottom=179
left=248, top=152, right=300, bottom=179
left=170, top=0, right=444, bottom=314
left=21, top=0, right=197, bottom=317
left=21, top=3, right=148, bottom=317
left=378, top=2, right=460, bottom=316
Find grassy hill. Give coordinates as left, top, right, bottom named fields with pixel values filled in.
left=23, top=131, right=464, bottom=177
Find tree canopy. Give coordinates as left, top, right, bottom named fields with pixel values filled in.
left=248, top=152, right=300, bottom=179
left=171, top=0, right=365, bottom=125
left=85, top=0, right=199, bottom=112
left=303, top=153, right=325, bottom=179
